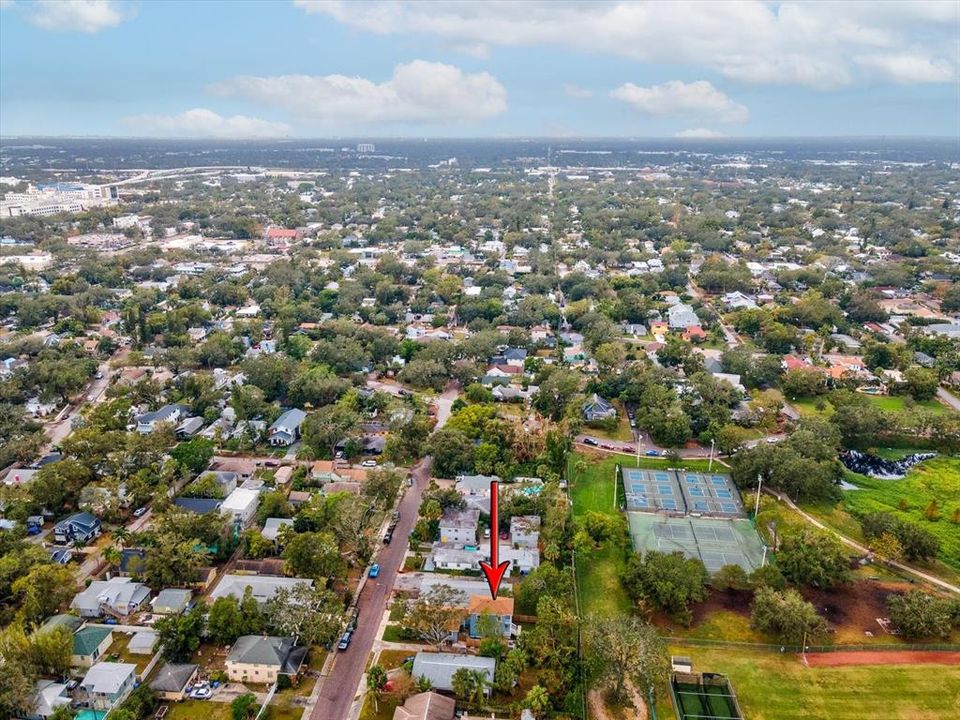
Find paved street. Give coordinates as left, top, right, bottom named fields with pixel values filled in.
left=309, top=456, right=431, bottom=720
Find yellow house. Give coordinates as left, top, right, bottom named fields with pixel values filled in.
left=225, top=636, right=306, bottom=683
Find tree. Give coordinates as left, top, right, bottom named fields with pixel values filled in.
left=231, top=693, right=258, bottom=720
left=533, top=368, right=582, bottom=420
left=11, top=563, right=76, bottom=624
left=524, top=685, right=551, bottom=718
left=750, top=587, right=828, bottom=644
left=169, top=437, right=214, bottom=474
left=400, top=584, right=467, bottom=650
left=283, top=530, right=344, bottom=584
left=367, top=664, right=388, bottom=712
left=585, top=615, right=669, bottom=703
left=451, top=667, right=475, bottom=701
left=207, top=596, right=245, bottom=646
left=425, top=428, right=475, bottom=478
left=155, top=604, right=205, bottom=661
left=264, top=584, right=343, bottom=646
left=301, top=404, right=359, bottom=458
left=902, top=366, right=938, bottom=402
left=144, top=534, right=209, bottom=590
left=622, top=551, right=709, bottom=626
left=775, top=530, right=849, bottom=588
left=711, top=564, right=750, bottom=592
left=887, top=590, right=958, bottom=639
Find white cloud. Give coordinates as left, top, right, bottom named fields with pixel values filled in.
left=296, top=1, right=959, bottom=89
left=563, top=83, right=593, bottom=99
left=675, top=128, right=726, bottom=139
left=124, top=109, right=290, bottom=139
left=17, top=0, right=129, bottom=33
left=611, top=80, right=748, bottom=123
left=856, top=53, right=956, bottom=84
left=209, top=60, right=507, bottom=126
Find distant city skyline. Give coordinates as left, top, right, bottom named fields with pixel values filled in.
left=1, top=0, right=958, bottom=139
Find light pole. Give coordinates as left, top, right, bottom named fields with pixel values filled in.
left=708, top=438, right=715, bottom=471
left=754, top=474, right=763, bottom=518
left=761, top=545, right=768, bottom=567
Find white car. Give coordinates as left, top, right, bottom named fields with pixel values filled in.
left=361, top=460, right=377, bottom=468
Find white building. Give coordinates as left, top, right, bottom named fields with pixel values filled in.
left=221, top=487, right=259, bottom=526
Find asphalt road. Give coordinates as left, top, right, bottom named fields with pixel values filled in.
left=310, top=456, right=432, bottom=720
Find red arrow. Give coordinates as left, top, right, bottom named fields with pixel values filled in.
left=479, top=479, right=510, bottom=600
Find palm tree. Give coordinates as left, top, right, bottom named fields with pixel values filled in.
left=469, top=669, right=490, bottom=705
left=102, top=546, right=121, bottom=573
left=366, top=664, right=387, bottom=712
left=525, top=685, right=550, bottom=718
left=113, top=527, right=130, bottom=548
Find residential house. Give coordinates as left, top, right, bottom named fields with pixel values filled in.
left=151, top=588, right=192, bottom=615
left=261, top=517, right=295, bottom=542
left=410, top=652, right=495, bottom=695
left=225, top=635, right=307, bottom=683
left=81, top=662, right=137, bottom=710
left=582, top=394, right=616, bottom=422
left=221, top=487, right=260, bottom=526
left=439, top=508, right=480, bottom=544
left=136, top=403, right=188, bottom=434
left=71, top=577, right=151, bottom=619
left=72, top=626, right=113, bottom=668
left=392, top=692, right=455, bottom=720
left=149, top=663, right=199, bottom=702
left=128, top=630, right=157, bottom=655
left=2, top=467, right=38, bottom=487
left=429, top=545, right=481, bottom=572
left=209, top=574, right=313, bottom=606
left=667, top=303, right=700, bottom=329
left=53, top=512, right=101, bottom=544
left=29, top=680, right=71, bottom=719
left=509, top=515, right=540, bottom=549
left=269, top=408, right=307, bottom=446
left=465, top=595, right=517, bottom=639
left=722, top=291, right=757, bottom=310
left=455, top=474, right=497, bottom=498
left=500, top=348, right=528, bottom=367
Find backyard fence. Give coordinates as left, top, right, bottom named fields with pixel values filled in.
left=661, top=636, right=960, bottom=654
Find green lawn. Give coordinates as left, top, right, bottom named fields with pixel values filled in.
left=583, top=402, right=635, bottom=443
left=665, top=644, right=960, bottom=720
left=841, top=456, right=960, bottom=571
left=791, top=393, right=952, bottom=420
left=569, top=453, right=720, bottom=618
left=570, top=453, right=632, bottom=617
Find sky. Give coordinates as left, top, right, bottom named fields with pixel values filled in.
left=1, top=0, right=958, bottom=139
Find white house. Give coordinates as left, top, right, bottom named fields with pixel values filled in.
left=439, top=508, right=479, bottom=545
left=221, top=487, right=259, bottom=526
left=81, top=662, right=137, bottom=710
left=269, top=409, right=306, bottom=446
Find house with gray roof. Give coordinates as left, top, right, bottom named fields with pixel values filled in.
left=149, top=663, right=199, bottom=701
left=269, top=408, right=307, bottom=446
left=667, top=303, right=700, bottom=329
left=136, top=403, right=189, bottom=434
left=225, top=635, right=306, bottom=683
left=151, top=588, right=192, bottom=615
left=411, top=652, right=495, bottom=695
left=439, top=508, right=479, bottom=544
left=71, top=577, right=150, bottom=619
left=209, top=574, right=312, bottom=606
left=81, top=662, right=137, bottom=710
left=582, top=394, right=616, bottom=422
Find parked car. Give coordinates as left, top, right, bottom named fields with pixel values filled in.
left=392, top=510, right=401, bottom=523
left=583, top=437, right=598, bottom=446
left=361, top=459, right=377, bottom=468
left=338, top=631, right=352, bottom=650
left=369, top=564, right=380, bottom=578
left=383, top=529, right=393, bottom=544
left=133, top=507, right=147, bottom=518
left=347, top=611, right=360, bottom=632
left=645, top=450, right=660, bottom=457
left=406, top=475, right=414, bottom=487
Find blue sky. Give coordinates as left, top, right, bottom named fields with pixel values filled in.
left=1, top=0, right=958, bottom=138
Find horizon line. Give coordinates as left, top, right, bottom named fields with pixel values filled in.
left=1, top=134, right=957, bottom=142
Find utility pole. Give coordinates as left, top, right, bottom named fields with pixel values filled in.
left=754, top=474, right=763, bottom=518
left=708, top=438, right=715, bottom=471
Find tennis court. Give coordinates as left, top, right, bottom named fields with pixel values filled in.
left=627, top=514, right=766, bottom=572
left=622, top=467, right=685, bottom=513
left=671, top=672, right=744, bottom=720
left=620, top=467, right=745, bottom=518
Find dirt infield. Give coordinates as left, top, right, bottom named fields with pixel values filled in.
left=803, top=650, right=960, bottom=667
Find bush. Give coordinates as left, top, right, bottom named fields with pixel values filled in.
left=751, top=587, right=827, bottom=644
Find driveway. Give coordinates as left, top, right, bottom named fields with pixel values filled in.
left=309, top=456, right=433, bottom=720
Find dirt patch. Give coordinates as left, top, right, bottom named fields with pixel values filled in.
left=587, top=682, right=648, bottom=720
left=800, top=580, right=907, bottom=641
left=804, top=650, right=960, bottom=667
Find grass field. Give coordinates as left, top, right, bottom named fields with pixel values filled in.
left=569, top=453, right=721, bottom=618
left=668, top=644, right=960, bottom=720
left=791, top=393, right=952, bottom=421
left=841, top=456, right=960, bottom=571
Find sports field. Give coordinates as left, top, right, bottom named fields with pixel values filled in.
left=672, top=674, right=743, bottom=720
left=627, top=513, right=766, bottom=573
left=668, top=644, right=960, bottom=720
